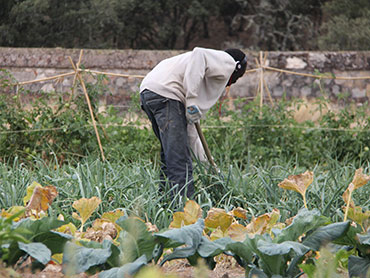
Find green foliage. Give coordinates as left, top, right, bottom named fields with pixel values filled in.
left=318, top=0, right=370, bottom=50
left=0, top=70, right=107, bottom=164
left=334, top=228, right=370, bottom=278
left=300, top=247, right=348, bottom=278
left=6, top=217, right=68, bottom=264
left=204, top=97, right=370, bottom=169
left=0, top=215, right=69, bottom=269
left=0, top=0, right=221, bottom=50
left=63, top=240, right=114, bottom=275
left=0, top=209, right=30, bottom=262
left=116, top=217, right=157, bottom=264
left=227, top=210, right=350, bottom=277
left=2, top=0, right=369, bottom=50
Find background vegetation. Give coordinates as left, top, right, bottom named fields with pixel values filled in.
left=1, top=0, right=370, bottom=50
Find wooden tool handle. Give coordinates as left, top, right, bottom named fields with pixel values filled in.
left=194, top=122, right=217, bottom=169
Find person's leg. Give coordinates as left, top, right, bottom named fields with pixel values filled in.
left=160, top=99, right=194, bottom=198
left=140, top=90, right=168, bottom=189
left=140, top=90, right=194, bottom=198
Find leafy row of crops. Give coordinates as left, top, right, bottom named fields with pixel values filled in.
left=1, top=165, right=369, bottom=277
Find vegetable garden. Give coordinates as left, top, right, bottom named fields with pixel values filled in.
left=0, top=68, right=369, bottom=277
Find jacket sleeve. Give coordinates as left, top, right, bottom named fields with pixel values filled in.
left=183, top=47, right=236, bottom=108
left=183, top=47, right=206, bottom=106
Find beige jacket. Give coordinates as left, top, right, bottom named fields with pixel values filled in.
left=140, top=47, right=236, bottom=162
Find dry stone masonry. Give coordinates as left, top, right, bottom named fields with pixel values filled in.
left=1, top=48, right=369, bottom=104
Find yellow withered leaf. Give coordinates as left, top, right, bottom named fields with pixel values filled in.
left=229, top=207, right=247, bottom=220
left=25, top=185, right=58, bottom=215
left=246, top=209, right=281, bottom=236
left=72, top=212, right=81, bottom=221
left=100, top=210, right=125, bottom=234
left=101, top=210, right=125, bottom=223
left=52, top=253, right=63, bottom=265
left=169, top=200, right=202, bottom=228
left=246, top=214, right=269, bottom=235
left=1, top=206, right=25, bottom=221
left=23, top=181, right=42, bottom=206
left=210, top=226, right=225, bottom=241
left=227, top=223, right=248, bottom=241
left=56, top=222, right=78, bottom=236
left=265, top=208, right=281, bottom=232
left=278, top=171, right=313, bottom=196
left=344, top=206, right=370, bottom=228
left=278, top=171, right=313, bottom=208
left=205, top=208, right=233, bottom=232
left=72, top=197, right=101, bottom=231
left=351, top=168, right=370, bottom=190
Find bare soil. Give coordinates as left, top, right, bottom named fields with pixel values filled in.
left=3, top=259, right=245, bottom=278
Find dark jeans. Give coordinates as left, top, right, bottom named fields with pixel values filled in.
left=140, top=89, right=195, bottom=198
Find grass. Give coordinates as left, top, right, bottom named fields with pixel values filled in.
left=1, top=154, right=369, bottom=230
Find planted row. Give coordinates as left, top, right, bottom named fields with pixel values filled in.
left=0, top=168, right=369, bottom=277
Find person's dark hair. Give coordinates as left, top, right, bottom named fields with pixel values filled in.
left=225, top=48, right=247, bottom=84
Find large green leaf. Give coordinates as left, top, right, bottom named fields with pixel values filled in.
left=244, top=234, right=284, bottom=276
left=258, top=240, right=310, bottom=257
left=116, top=217, right=156, bottom=264
left=348, top=256, right=370, bottom=278
left=62, top=240, right=113, bottom=275
left=18, top=242, right=51, bottom=265
left=13, top=217, right=65, bottom=240
left=34, top=230, right=73, bottom=254
left=302, top=222, right=350, bottom=251
left=358, top=231, right=370, bottom=245
left=155, top=219, right=204, bottom=266
left=197, top=236, right=234, bottom=258
left=7, top=217, right=66, bottom=265
left=276, top=209, right=329, bottom=243
left=98, top=255, right=147, bottom=278
left=257, top=240, right=309, bottom=277
left=248, top=266, right=270, bottom=278
left=225, top=240, right=254, bottom=268
left=188, top=236, right=237, bottom=270
left=77, top=239, right=121, bottom=268
left=333, top=225, right=363, bottom=247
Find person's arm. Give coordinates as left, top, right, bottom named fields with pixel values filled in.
left=183, top=47, right=235, bottom=123
left=183, top=47, right=235, bottom=106
left=183, top=47, right=207, bottom=108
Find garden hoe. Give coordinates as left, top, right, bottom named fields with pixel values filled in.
left=195, top=122, right=221, bottom=176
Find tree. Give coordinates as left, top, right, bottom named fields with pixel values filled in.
left=115, top=0, right=221, bottom=49
left=218, top=0, right=325, bottom=51
left=318, top=0, right=370, bottom=50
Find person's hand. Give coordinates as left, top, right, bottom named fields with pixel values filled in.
left=186, top=105, right=202, bottom=123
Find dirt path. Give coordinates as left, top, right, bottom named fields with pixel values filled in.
left=4, top=259, right=246, bottom=278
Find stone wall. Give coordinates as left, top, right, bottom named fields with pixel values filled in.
left=1, top=47, right=369, bottom=105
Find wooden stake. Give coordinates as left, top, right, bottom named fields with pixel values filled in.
left=263, top=77, right=274, bottom=106
left=18, top=72, right=75, bottom=85
left=70, top=50, right=106, bottom=161
left=259, top=51, right=264, bottom=116
left=68, top=51, right=84, bottom=102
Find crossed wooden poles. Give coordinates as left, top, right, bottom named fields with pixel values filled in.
left=69, top=50, right=105, bottom=161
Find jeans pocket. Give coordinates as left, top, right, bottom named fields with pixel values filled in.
left=146, top=97, right=168, bottom=114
